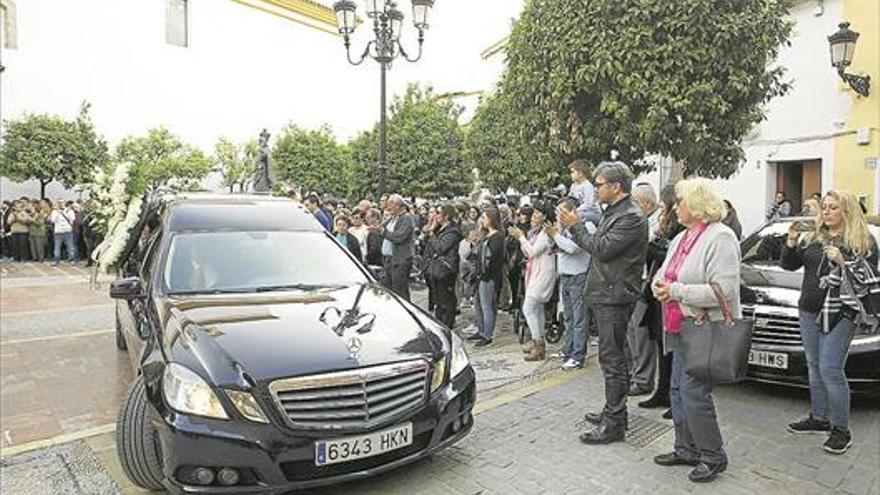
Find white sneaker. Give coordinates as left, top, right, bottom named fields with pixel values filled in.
left=562, top=358, right=583, bottom=370
left=549, top=350, right=567, bottom=359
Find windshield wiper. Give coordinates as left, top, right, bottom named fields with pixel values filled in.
left=253, top=283, right=349, bottom=293
left=167, top=288, right=258, bottom=296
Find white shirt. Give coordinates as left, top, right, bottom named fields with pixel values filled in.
left=50, top=209, right=75, bottom=234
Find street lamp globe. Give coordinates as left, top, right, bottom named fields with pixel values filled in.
left=363, top=0, right=383, bottom=18
left=828, top=22, right=859, bottom=69
left=333, top=0, right=358, bottom=35
left=388, top=6, right=404, bottom=41
left=411, top=0, right=434, bottom=30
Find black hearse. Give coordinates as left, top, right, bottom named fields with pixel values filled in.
left=739, top=217, right=880, bottom=395
left=111, top=194, right=475, bottom=494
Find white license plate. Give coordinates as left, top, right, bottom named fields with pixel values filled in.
left=749, top=350, right=789, bottom=369
left=315, top=422, right=413, bottom=466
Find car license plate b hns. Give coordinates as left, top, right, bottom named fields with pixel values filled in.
left=748, top=350, right=789, bottom=370
left=315, top=423, right=413, bottom=466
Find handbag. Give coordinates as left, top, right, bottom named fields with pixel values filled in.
left=681, top=283, right=754, bottom=384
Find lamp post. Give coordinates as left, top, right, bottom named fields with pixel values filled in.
left=828, top=22, right=871, bottom=97
left=333, top=0, right=435, bottom=198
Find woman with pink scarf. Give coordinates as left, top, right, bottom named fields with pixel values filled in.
left=651, top=179, right=741, bottom=484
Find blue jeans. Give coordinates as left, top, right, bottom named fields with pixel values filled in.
left=475, top=280, right=497, bottom=340
left=560, top=273, right=587, bottom=362
left=798, top=311, right=855, bottom=429
left=670, top=333, right=726, bottom=465
left=53, top=231, right=76, bottom=262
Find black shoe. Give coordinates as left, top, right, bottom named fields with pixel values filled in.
left=638, top=395, right=670, bottom=409
left=823, top=427, right=853, bottom=454
left=579, top=423, right=625, bottom=445
left=466, top=333, right=483, bottom=341
left=474, top=338, right=493, bottom=348
left=787, top=415, right=831, bottom=435
left=584, top=411, right=628, bottom=429
left=628, top=385, right=652, bottom=396
left=653, top=452, right=699, bottom=467
left=688, top=460, right=727, bottom=483
left=584, top=411, right=604, bottom=425
left=662, top=408, right=672, bottom=420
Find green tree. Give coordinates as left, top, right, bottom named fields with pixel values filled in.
left=349, top=84, right=469, bottom=199
left=115, top=127, right=212, bottom=193
left=501, top=0, right=792, bottom=177
left=0, top=103, right=109, bottom=198
left=214, top=137, right=258, bottom=193
left=464, top=90, right=568, bottom=193
left=272, top=124, right=352, bottom=198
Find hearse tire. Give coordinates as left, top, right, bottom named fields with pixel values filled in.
left=116, top=377, right=164, bottom=491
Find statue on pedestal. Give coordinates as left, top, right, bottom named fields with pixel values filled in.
left=253, top=128, right=273, bottom=193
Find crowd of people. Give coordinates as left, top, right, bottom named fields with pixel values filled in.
left=296, top=159, right=875, bottom=483
left=0, top=198, right=100, bottom=265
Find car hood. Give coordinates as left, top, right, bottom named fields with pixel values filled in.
left=740, top=263, right=801, bottom=308
left=158, top=283, right=446, bottom=386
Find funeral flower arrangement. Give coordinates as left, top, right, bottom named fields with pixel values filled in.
left=86, top=162, right=145, bottom=274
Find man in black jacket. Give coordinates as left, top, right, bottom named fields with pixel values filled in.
left=558, top=161, right=648, bottom=445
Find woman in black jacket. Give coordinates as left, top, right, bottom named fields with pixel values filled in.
left=781, top=190, right=878, bottom=455
left=424, top=205, right=463, bottom=329
left=638, top=183, right=684, bottom=416
left=468, top=207, right=505, bottom=347
left=333, top=216, right=363, bottom=262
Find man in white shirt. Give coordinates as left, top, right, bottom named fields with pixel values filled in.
left=50, top=201, right=77, bottom=265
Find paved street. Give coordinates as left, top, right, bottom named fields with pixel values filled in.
left=1, top=261, right=878, bottom=495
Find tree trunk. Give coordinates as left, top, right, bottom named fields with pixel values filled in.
left=40, top=179, right=51, bottom=199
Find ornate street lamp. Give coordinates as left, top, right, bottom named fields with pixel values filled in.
left=332, top=0, right=435, bottom=197
left=828, top=22, right=870, bottom=97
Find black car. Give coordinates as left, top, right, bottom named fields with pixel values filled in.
left=739, top=217, right=880, bottom=395
left=111, top=194, right=476, bottom=494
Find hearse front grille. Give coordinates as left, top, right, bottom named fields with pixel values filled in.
left=269, top=360, right=429, bottom=430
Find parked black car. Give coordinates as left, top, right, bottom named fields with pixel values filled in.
left=739, top=217, right=880, bottom=395
left=112, top=194, right=476, bottom=494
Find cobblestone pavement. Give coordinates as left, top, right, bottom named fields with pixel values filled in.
left=1, top=262, right=877, bottom=495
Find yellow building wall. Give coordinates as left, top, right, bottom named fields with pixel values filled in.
left=833, top=0, right=880, bottom=210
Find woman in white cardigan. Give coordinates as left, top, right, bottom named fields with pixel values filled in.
left=510, top=202, right=558, bottom=361
left=651, top=178, right=741, bottom=484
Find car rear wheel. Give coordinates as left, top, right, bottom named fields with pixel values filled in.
left=115, top=306, right=127, bottom=351
left=116, top=377, right=164, bottom=491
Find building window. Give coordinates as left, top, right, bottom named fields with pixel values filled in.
left=166, top=0, right=188, bottom=47
left=1, top=0, right=18, bottom=49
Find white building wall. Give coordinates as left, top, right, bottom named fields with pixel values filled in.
left=0, top=0, right=523, bottom=199
left=712, top=0, right=850, bottom=235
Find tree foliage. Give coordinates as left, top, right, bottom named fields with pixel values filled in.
left=464, top=90, right=568, bottom=193
left=349, top=84, right=470, bottom=199
left=272, top=124, right=352, bottom=198
left=115, top=127, right=212, bottom=193
left=215, top=137, right=258, bottom=193
left=0, top=103, right=109, bottom=198
left=501, top=0, right=792, bottom=177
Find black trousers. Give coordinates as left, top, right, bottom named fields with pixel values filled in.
left=11, top=233, right=29, bottom=261
left=591, top=303, right=635, bottom=426
left=383, top=257, right=412, bottom=302
left=431, top=274, right=458, bottom=329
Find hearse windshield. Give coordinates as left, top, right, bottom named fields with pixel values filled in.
left=164, top=231, right=368, bottom=295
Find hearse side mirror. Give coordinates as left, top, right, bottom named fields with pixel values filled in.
left=110, top=277, right=145, bottom=301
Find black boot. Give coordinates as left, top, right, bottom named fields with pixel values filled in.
left=579, top=421, right=625, bottom=445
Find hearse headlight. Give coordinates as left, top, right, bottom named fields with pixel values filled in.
left=450, top=332, right=470, bottom=379
left=225, top=390, right=269, bottom=424
left=163, top=363, right=229, bottom=420
left=430, top=356, right=447, bottom=393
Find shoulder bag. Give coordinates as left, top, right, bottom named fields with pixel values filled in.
left=681, top=283, right=754, bottom=384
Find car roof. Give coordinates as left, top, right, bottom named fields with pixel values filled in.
left=164, top=194, right=323, bottom=232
